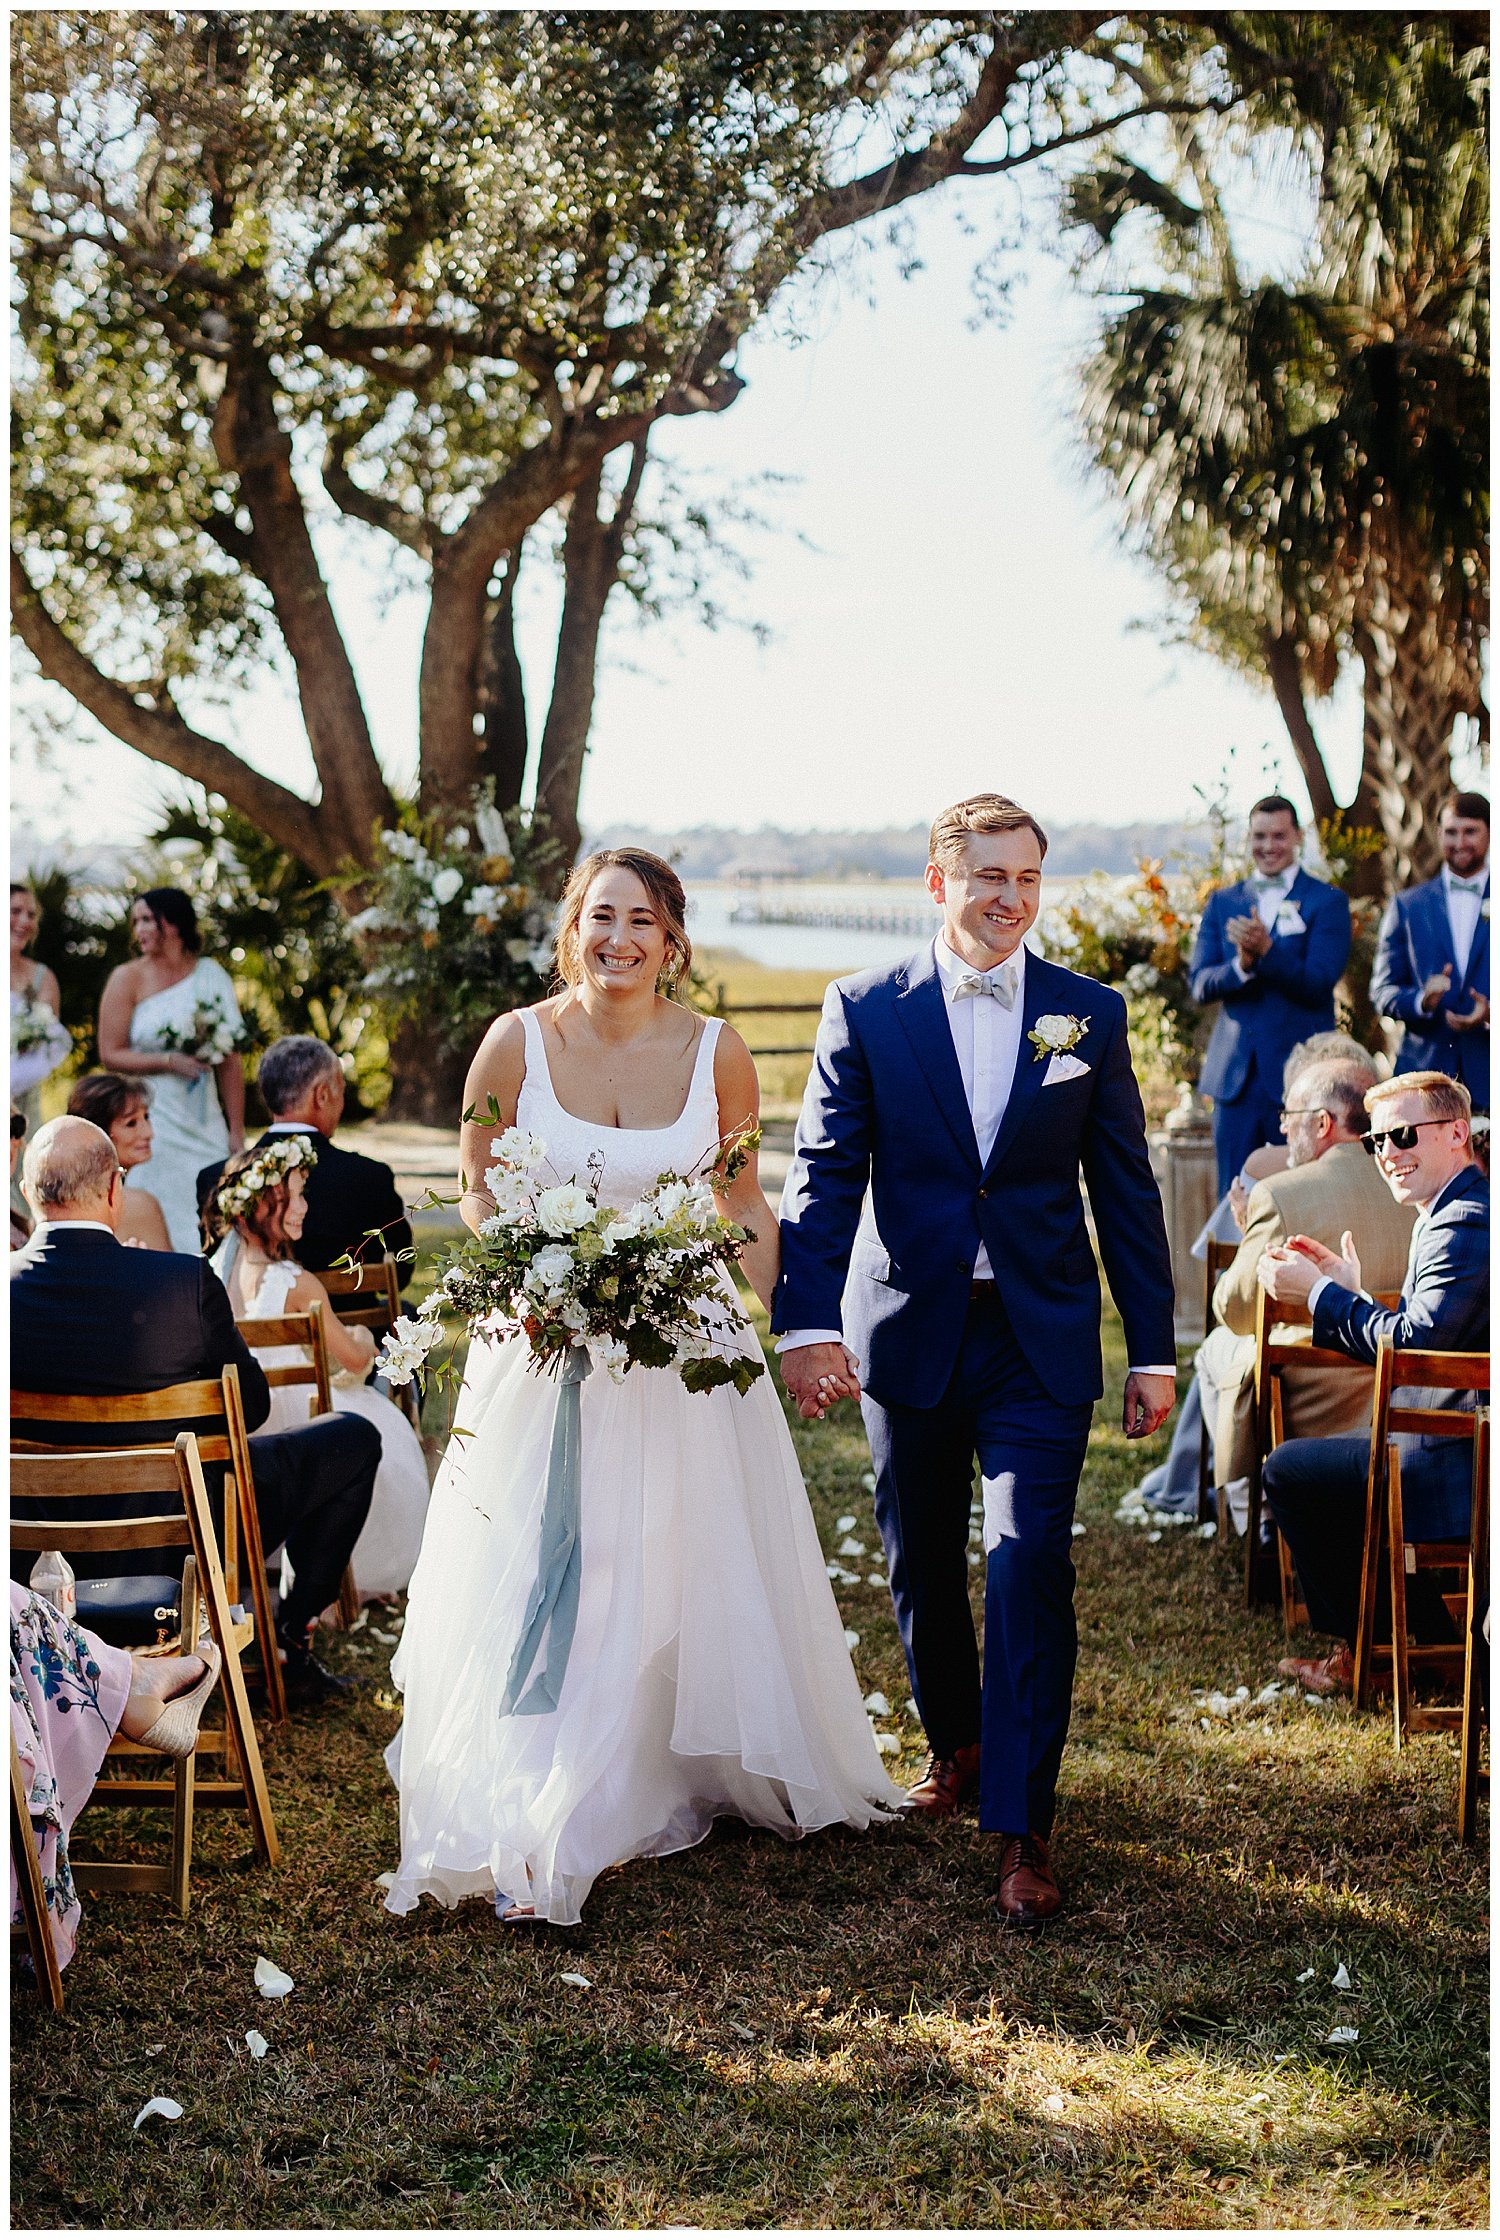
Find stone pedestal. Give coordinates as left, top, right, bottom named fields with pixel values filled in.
left=1149, top=1085, right=1220, bottom=1346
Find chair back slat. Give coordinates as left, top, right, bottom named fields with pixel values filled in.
left=1389, top=1348, right=1489, bottom=1392
left=235, top=1309, right=332, bottom=1417
left=12, top=1381, right=227, bottom=1425
left=11, top=1448, right=184, bottom=1497
left=11, top=1517, right=191, bottom=1554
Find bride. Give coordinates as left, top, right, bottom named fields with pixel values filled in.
left=385, top=847, right=901, bottom=1925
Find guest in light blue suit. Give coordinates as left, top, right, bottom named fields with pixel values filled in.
left=1257, top=1071, right=1488, bottom=1698
left=1189, top=795, right=1352, bottom=1194
left=1370, top=791, right=1489, bottom=1109
left=774, top=795, right=1177, bottom=1927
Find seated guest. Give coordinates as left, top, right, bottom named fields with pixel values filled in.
left=1258, top=1071, right=1488, bottom=1695
left=66, top=1073, right=172, bottom=1251
left=12, top=1584, right=218, bottom=1970
left=11, top=1117, right=379, bottom=1704
left=206, top=1141, right=430, bottom=1600
left=11, top=1108, right=31, bottom=1249
left=1197, top=1057, right=1416, bottom=1529
left=197, top=1036, right=413, bottom=1283
left=1370, top=792, right=1489, bottom=1109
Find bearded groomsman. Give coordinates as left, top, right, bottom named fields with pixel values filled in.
left=1370, top=791, right=1489, bottom=1111
left=1190, top=794, right=1353, bottom=1194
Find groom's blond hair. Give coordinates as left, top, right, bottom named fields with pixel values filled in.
left=928, top=794, right=1049, bottom=872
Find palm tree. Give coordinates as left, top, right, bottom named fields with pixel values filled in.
left=1072, top=18, right=1487, bottom=888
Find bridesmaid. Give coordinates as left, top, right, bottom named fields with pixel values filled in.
left=10, top=884, right=72, bottom=1128
left=97, top=887, right=246, bottom=1253
left=66, top=1074, right=173, bottom=1251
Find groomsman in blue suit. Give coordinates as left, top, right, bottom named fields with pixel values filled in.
left=1190, top=794, right=1352, bottom=1193
left=1370, top=791, right=1489, bottom=1110
left=774, top=795, right=1177, bottom=1926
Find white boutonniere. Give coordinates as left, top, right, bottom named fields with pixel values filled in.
left=1482, top=899, right=1491, bottom=921
left=1028, top=1013, right=1087, bottom=1062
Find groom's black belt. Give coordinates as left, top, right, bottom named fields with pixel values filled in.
left=969, top=1278, right=998, bottom=1300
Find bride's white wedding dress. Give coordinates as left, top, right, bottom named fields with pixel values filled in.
left=384, top=1009, right=901, bottom=1925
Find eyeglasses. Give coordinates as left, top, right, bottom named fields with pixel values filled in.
left=1362, top=1119, right=1448, bottom=1157
left=1279, top=1107, right=1326, bottom=1124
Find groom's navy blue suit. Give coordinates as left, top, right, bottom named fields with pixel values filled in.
left=774, top=942, right=1176, bottom=1838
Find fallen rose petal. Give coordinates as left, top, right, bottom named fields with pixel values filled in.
left=905, top=1697, right=919, bottom=1717
left=253, top=1955, right=294, bottom=1999
left=559, top=1971, right=592, bottom=1989
left=1197, top=1520, right=1218, bottom=1539
left=144, top=2044, right=165, bottom=2057
left=370, top=1627, right=399, bottom=1645
left=245, top=2030, right=269, bottom=2060
left=866, top=1573, right=887, bottom=1588
left=1043, top=2093, right=1066, bottom=2115
left=374, top=1870, right=396, bottom=1891
left=1146, top=1529, right=1163, bottom=1544
left=133, top=2097, right=184, bottom=2131
left=861, top=1472, right=876, bottom=1492
left=835, top=1515, right=856, bottom=1533
left=1254, top=1682, right=1285, bottom=1705
left=1296, top=1967, right=1315, bottom=1983
left=862, top=1690, right=890, bottom=1716
left=1071, top=1522, right=1087, bottom=1538
left=347, top=1606, right=369, bottom=1633
left=837, top=1537, right=866, bottom=1557
left=1324, top=2025, right=1359, bottom=2046
left=1331, top=1962, right=1351, bottom=1992
left=843, top=1628, right=860, bottom=1650
left=873, top=1732, right=899, bottom=1754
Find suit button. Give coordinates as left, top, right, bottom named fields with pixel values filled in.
left=977, top=1186, right=989, bottom=1199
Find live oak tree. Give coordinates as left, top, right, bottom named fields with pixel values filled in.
left=1070, top=14, right=1488, bottom=888
left=14, top=9, right=1236, bottom=886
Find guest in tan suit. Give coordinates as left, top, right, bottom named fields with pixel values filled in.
left=1197, top=1058, right=1417, bottom=1521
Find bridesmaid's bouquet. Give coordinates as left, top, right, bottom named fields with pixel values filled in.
left=11, top=995, right=65, bottom=1056
left=152, top=994, right=247, bottom=1064
left=380, top=1122, right=765, bottom=1398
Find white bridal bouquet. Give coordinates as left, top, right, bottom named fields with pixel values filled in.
left=152, top=993, right=246, bottom=1065
left=10, top=995, right=65, bottom=1056
left=380, top=1118, right=765, bottom=1398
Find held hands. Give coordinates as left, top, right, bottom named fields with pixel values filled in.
left=1258, top=1230, right=1361, bottom=1305
left=780, top=1342, right=862, bottom=1421
left=1122, top=1370, right=1175, bottom=1441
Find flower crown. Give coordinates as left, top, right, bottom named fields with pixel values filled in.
left=215, top=1135, right=319, bottom=1221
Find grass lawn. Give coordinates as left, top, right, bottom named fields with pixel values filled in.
left=13, top=1305, right=1487, bottom=2230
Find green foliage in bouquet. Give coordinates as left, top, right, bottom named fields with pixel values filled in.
left=347, top=785, right=560, bottom=1052
left=1037, top=861, right=1208, bottom=1123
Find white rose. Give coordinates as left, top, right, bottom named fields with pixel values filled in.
left=490, top=1127, right=546, bottom=1170
left=592, top=1332, right=631, bottom=1382
left=535, top=1182, right=594, bottom=1236
left=649, top=1179, right=690, bottom=1222
left=430, top=866, right=464, bottom=907
left=450, top=827, right=470, bottom=852
left=416, top=903, right=439, bottom=933
left=601, top=1209, right=643, bottom=1249
left=483, top=1169, right=538, bottom=1225
left=524, top=1243, right=576, bottom=1298
left=463, top=884, right=503, bottom=918
left=1034, top=1014, right=1081, bottom=1051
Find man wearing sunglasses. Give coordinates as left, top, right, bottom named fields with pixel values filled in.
left=1370, top=793, right=1489, bottom=1112
left=1253, top=1072, right=1488, bottom=1696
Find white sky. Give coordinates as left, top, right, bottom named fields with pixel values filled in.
left=12, top=162, right=1374, bottom=859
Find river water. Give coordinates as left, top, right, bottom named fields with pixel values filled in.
left=686, top=878, right=1089, bottom=973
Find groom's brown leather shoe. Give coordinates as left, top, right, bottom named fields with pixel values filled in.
left=991, top=1832, right=1062, bottom=1927
left=903, top=1743, right=980, bottom=1818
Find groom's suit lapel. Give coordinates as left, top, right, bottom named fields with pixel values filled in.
left=891, top=946, right=981, bottom=1171
left=980, top=950, right=1054, bottom=1180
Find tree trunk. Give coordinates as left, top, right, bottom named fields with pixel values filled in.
left=1354, top=559, right=1473, bottom=887
left=214, top=358, right=393, bottom=863
left=475, top=546, right=529, bottom=816
left=383, top=1015, right=482, bottom=1128
left=533, top=443, right=650, bottom=887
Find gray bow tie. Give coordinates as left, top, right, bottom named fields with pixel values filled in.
left=1252, top=875, right=1290, bottom=894
left=1449, top=877, right=1486, bottom=896
left=953, top=966, right=1018, bottom=1007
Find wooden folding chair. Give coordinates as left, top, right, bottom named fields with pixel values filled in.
left=1458, top=1408, right=1489, bottom=1843
left=12, top=1371, right=288, bottom=1726
left=12, top=1436, right=279, bottom=1917
left=11, top=1731, right=65, bottom=2012
left=1246, top=1285, right=1403, bottom=1619
left=1352, top=1337, right=1489, bottom=1726
left=321, top=1255, right=420, bottom=1429
left=1196, top=1238, right=1239, bottom=1525
left=236, top=1310, right=360, bottom=1628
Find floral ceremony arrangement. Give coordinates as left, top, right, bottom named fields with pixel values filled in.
left=347, top=785, right=559, bottom=1051
left=380, top=1116, right=765, bottom=1400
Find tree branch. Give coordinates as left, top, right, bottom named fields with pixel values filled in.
left=322, top=436, right=436, bottom=559
left=11, top=548, right=331, bottom=871
left=957, top=97, right=1232, bottom=175
left=1262, top=627, right=1339, bottom=825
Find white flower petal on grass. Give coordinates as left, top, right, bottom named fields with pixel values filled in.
left=347, top=1606, right=369, bottom=1634
left=906, top=1698, right=919, bottom=1717
left=133, top=2097, right=184, bottom=2131
left=1324, top=2025, right=1359, bottom=2047
left=843, top=1629, right=860, bottom=1650
left=867, top=1574, right=887, bottom=1589
left=1296, top=1967, right=1316, bottom=1983
left=1197, top=1520, right=1218, bottom=1540
left=861, top=1471, right=876, bottom=1492
left=873, top=1732, right=899, bottom=1755
left=1043, top=2093, right=1066, bottom=2116
left=144, top=2044, right=165, bottom=2057
left=253, top=1955, right=294, bottom=1999
left=1331, top=1962, right=1352, bottom=1992
left=1071, top=1522, right=1087, bottom=1538
left=559, top=1971, right=592, bottom=1989
left=835, top=1515, right=857, bottom=1534
left=862, top=1691, right=890, bottom=1717
left=1146, top=1529, right=1163, bottom=1544
left=968, top=1552, right=981, bottom=1567
left=371, top=1627, right=399, bottom=1645
left=245, top=2030, right=269, bottom=2060
left=1254, top=1683, right=1285, bottom=1705
left=374, top=1870, right=396, bottom=1892
left=837, top=1537, right=865, bottom=1557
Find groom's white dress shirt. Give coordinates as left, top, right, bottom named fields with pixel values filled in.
left=1441, top=861, right=1489, bottom=979
left=778, top=935, right=1173, bottom=1377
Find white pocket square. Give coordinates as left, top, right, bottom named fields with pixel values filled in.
left=1042, top=1053, right=1090, bottom=1085
left=1275, top=905, right=1307, bottom=934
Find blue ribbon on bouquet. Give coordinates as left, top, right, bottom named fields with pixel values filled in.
left=498, top=1343, right=593, bottom=1717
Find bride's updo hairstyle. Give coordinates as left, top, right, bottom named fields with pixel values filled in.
left=553, top=848, right=692, bottom=995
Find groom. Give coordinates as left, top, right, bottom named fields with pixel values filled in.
left=774, top=794, right=1177, bottom=1925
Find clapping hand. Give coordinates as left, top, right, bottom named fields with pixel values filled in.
left=1420, top=963, right=1453, bottom=1015
left=1226, top=912, right=1272, bottom=970
left=1445, top=989, right=1488, bottom=1034
left=1258, top=1230, right=1361, bottom=1305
